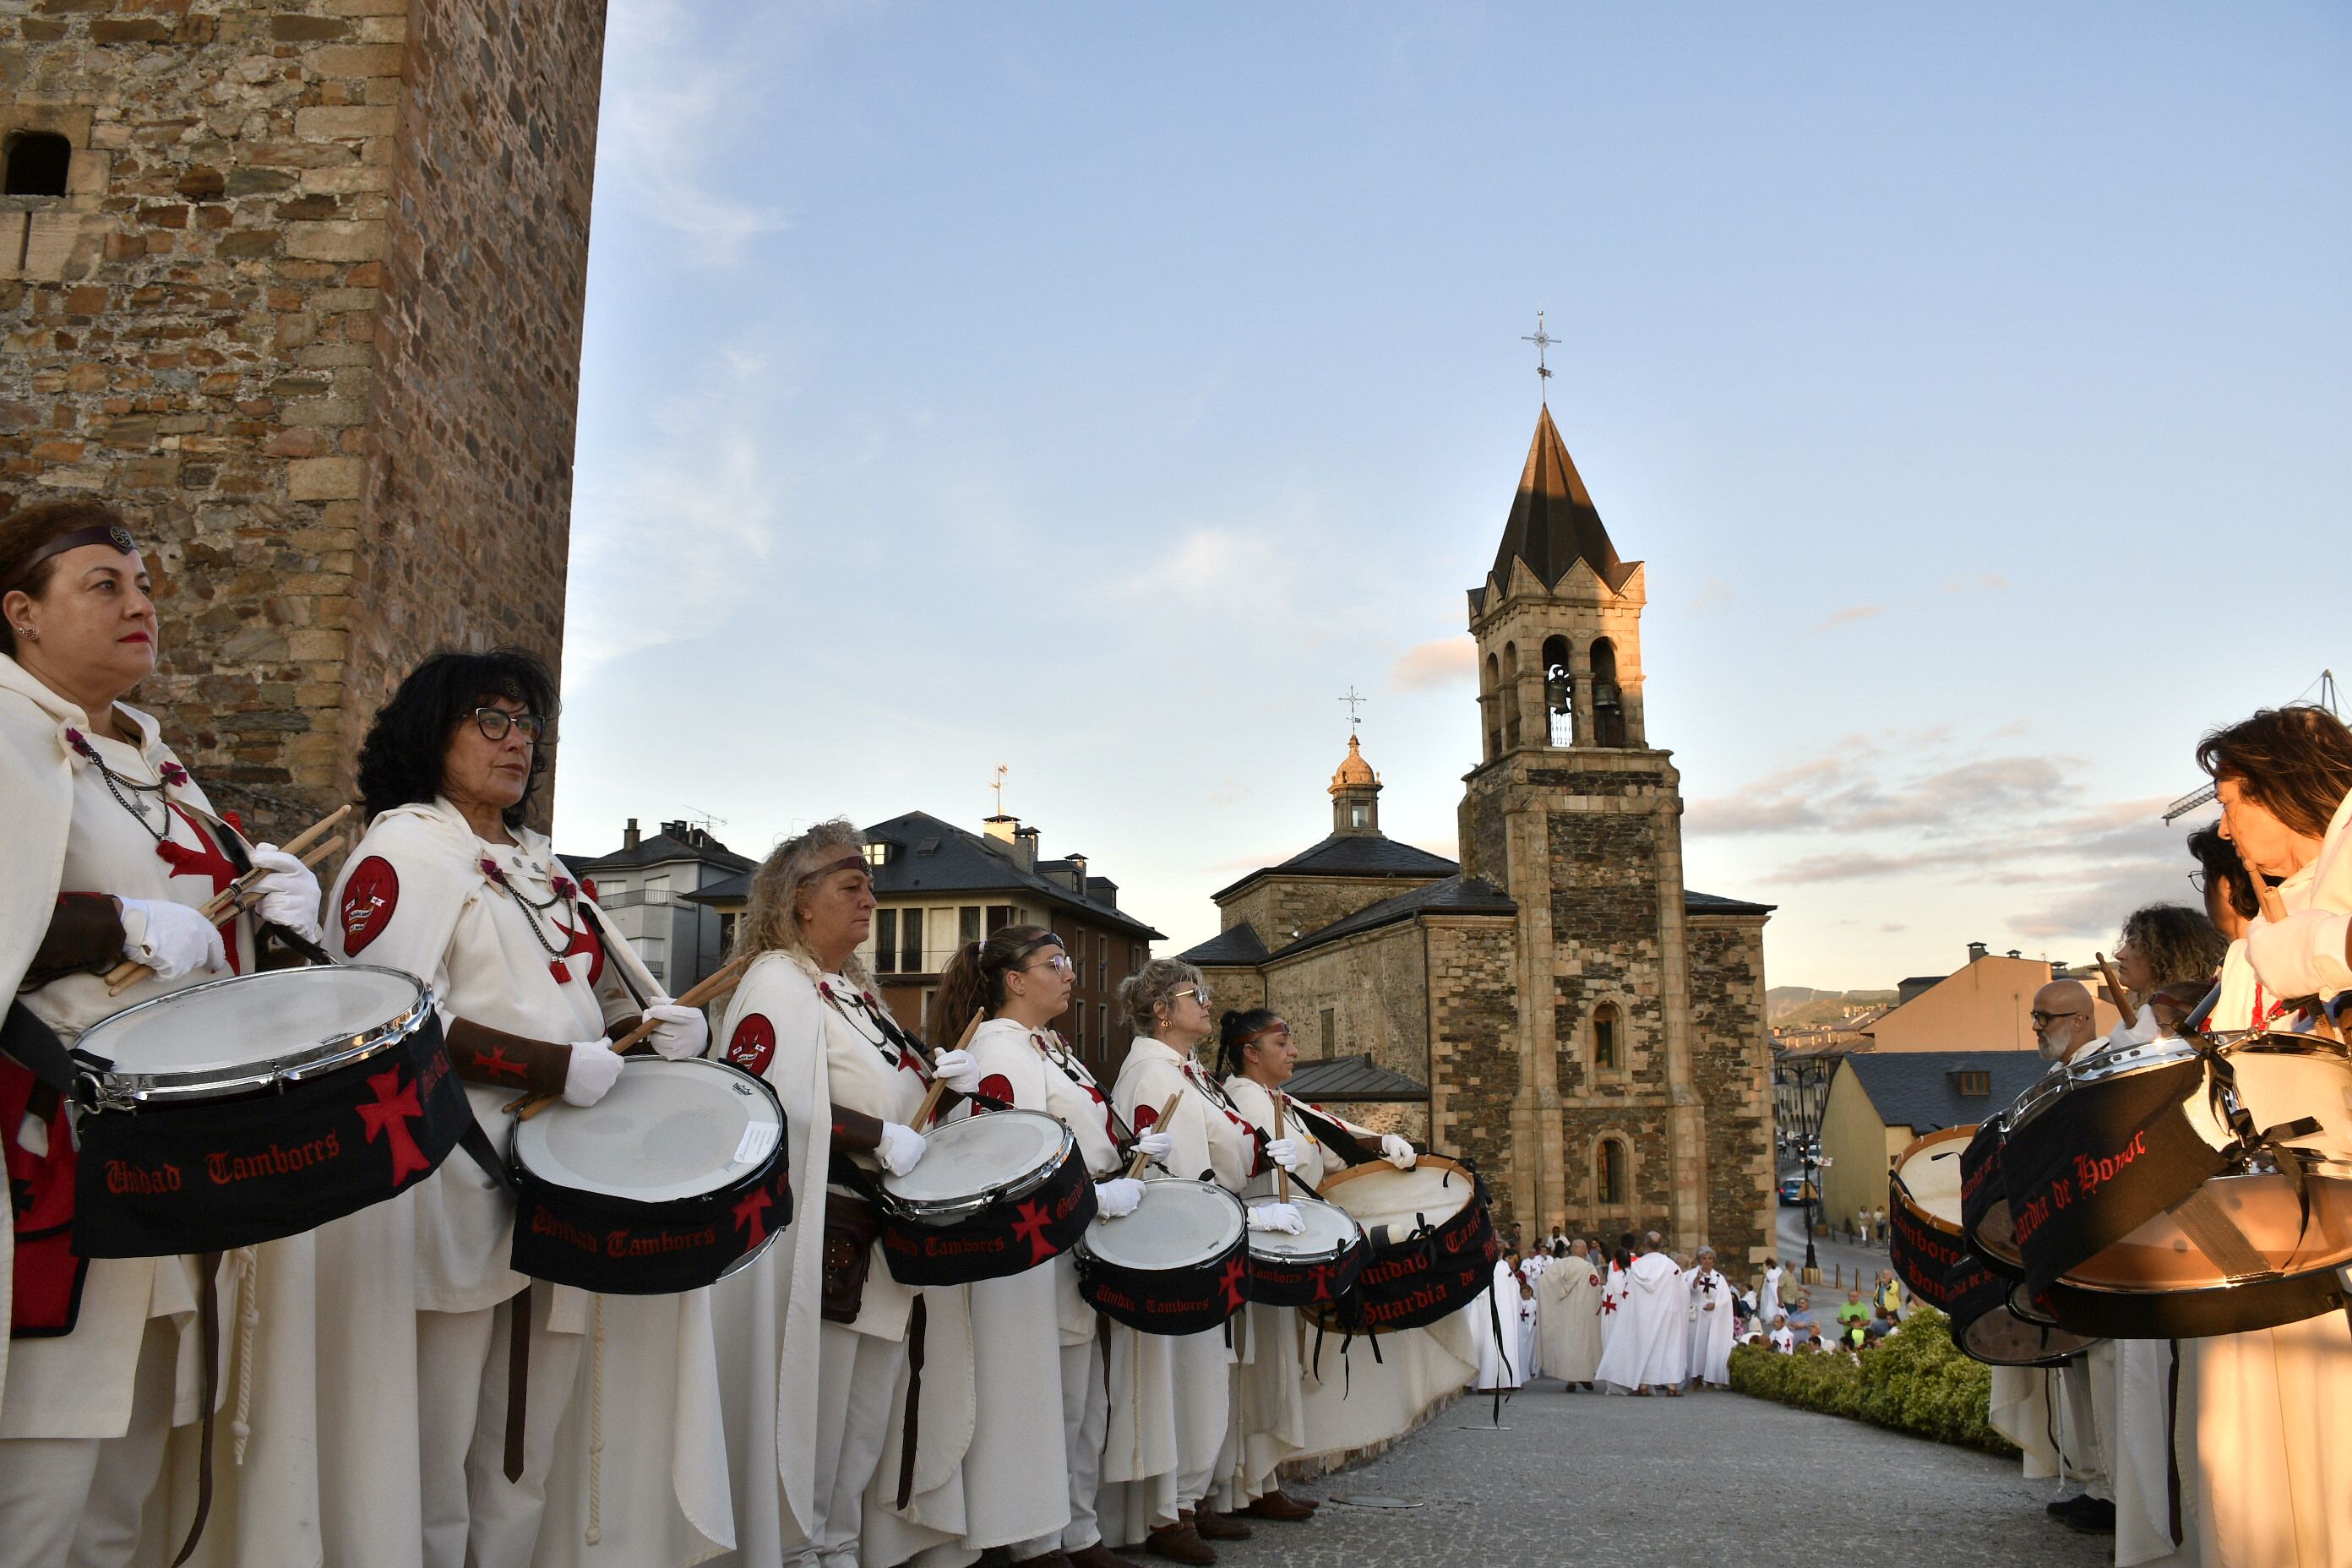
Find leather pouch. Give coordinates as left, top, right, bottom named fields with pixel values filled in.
left=821, top=1190, right=881, bottom=1324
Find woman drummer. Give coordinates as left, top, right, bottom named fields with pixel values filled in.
left=2098, top=902, right=2227, bottom=1048
left=1104, top=960, right=1297, bottom=1565
left=1214, top=1005, right=1417, bottom=1524
left=0, top=500, right=324, bottom=1565
left=330, top=648, right=710, bottom=1568
left=930, top=926, right=1158, bottom=1568
left=705, top=820, right=980, bottom=1568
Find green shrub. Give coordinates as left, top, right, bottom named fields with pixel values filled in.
left=1727, top=1307, right=2016, bottom=1456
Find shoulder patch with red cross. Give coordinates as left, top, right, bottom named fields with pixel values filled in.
left=339, top=856, right=400, bottom=956
left=727, top=1014, right=776, bottom=1076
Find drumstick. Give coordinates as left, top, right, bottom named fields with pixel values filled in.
left=1123, top=1093, right=1184, bottom=1180
left=105, top=833, right=347, bottom=994
left=2094, top=952, right=2139, bottom=1031
left=1274, top=1091, right=1293, bottom=1205
left=910, top=1010, right=983, bottom=1130
left=509, top=954, right=754, bottom=1121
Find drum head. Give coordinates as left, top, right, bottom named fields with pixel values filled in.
left=1892, top=1126, right=1973, bottom=1228
left=1248, top=1195, right=1362, bottom=1260
left=2061, top=1173, right=2352, bottom=1291
left=885, top=1110, right=1063, bottom=1204
left=1317, top=1155, right=1476, bottom=1235
left=77, top=966, right=424, bottom=1078
left=1086, top=1179, right=1244, bottom=1271
left=514, top=1059, right=781, bottom=1203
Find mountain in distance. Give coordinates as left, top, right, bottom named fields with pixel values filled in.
left=1767, top=986, right=1897, bottom=1028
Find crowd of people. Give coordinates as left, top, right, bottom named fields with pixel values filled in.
left=1462, top=1231, right=1748, bottom=1396
left=0, top=500, right=1469, bottom=1568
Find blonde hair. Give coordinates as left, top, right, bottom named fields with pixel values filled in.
left=731, top=818, right=875, bottom=987
left=1116, top=956, right=1202, bottom=1037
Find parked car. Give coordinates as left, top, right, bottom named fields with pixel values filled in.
left=1778, top=1174, right=1816, bottom=1206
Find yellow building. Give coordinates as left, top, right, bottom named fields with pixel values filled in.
left=1817, top=1051, right=2050, bottom=1231
left=1862, top=945, right=2119, bottom=1053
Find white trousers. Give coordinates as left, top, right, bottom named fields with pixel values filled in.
left=2055, top=1342, right=2117, bottom=1504
left=0, top=1317, right=177, bottom=1568
left=1171, top=1326, right=1232, bottom=1515
left=786, top=1320, right=906, bottom=1568
left=1012, top=1336, right=1108, bottom=1559
left=417, top=1290, right=585, bottom=1568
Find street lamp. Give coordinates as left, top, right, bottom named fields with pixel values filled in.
left=1774, top=1052, right=1837, bottom=1285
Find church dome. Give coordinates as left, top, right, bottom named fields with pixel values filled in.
left=1330, top=734, right=1378, bottom=794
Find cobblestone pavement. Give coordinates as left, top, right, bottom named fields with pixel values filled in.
left=1216, top=1380, right=2110, bottom=1567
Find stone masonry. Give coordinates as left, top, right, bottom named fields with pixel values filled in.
left=0, top=1, right=607, bottom=840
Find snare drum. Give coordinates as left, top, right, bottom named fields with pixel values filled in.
left=1886, top=1127, right=1974, bottom=1305
left=878, top=1108, right=1097, bottom=1286
left=2005, top=1030, right=2352, bottom=1336
left=1243, top=1194, right=1364, bottom=1308
left=71, top=966, right=467, bottom=1257
left=509, top=1058, right=789, bottom=1295
left=1075, top=1177, right=1248, bottom=1335
left=1959, top=1113, right=2023, bottom=1277
left=1943, top=1254, right=2099, bottom=1366
left=1304, top=1153, right=1497, bottom=1335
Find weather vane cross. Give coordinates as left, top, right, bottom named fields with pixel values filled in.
left=1522, top=310, right=1557, bottom=401
left=992, top=764, right=1009, bottom=816
left=1338, top=685, right=1367, bottom=736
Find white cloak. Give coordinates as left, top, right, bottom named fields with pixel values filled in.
left=1757, top=1264, right=1783, bottom=1326
left=1685, top=1267, right=1734, bottom=1386
left=1535, top=1259, right=1603, bottom=1382
left=1467, top=1261, right=1525, bottom=1391
left=1593, top=1251, right=1685, bottom=1390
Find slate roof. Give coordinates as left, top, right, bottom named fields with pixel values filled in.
left=1211, top=834, right=1462, bottom=902
left=1284, top=1054, right=1429, bottom=1102
left=1272, top=874, right=1517, bottom=959
left=569, top=825, right=754, bottom=878
left=1469, top=405, right=1638, bottom=616
left=1174, top=922, right=1270, bottom=966
left=1840, top=1050, right=2049, bottom=1135
left=1685, top=888, right=1778, bottom=917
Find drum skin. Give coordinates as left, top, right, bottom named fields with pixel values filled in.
left=1943, top=1253, right=2099, bottom=1367
left=1075, top=1177, right=1248, bottom=1336
left=876, top=1111, right=1097, bottom=1287
left=1242, top=1194, right=1365, bottom=1308
left=1886, top=1127, right=1975, bottom=1306
left=1304, top=1154, right=1498, bottom=1336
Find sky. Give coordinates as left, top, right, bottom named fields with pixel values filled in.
left=553, top=2, right=2350, bottom=991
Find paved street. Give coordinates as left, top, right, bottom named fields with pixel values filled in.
left=1220, top=1380, right=2109, bottom=1567
left=1770, top=1197, right=1892, bottom=1297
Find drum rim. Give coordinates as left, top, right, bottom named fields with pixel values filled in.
left=2033, top=1262, right=2352, bottom=1340
left=1892, top=1125, right=1974, bottom=1232
left=1315, top=1151, right=1474, bottom=1198
left=1075, top=1175, right=1248, bottom=1270
left=880, top=1108, right=1078, bottom=1222
left=512, top=1057, right=784, bottom=1205
left=1954, top=1304, right=2103, bottom=1366
left=72, top=965, right=435, bottom=1107
left=1244, top=1194, right=1365, bottom=1265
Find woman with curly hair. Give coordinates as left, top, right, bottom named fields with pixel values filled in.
left=2099, top=901, right=2227, bottom=1048
left=329, top=647, right=712, bottom=1567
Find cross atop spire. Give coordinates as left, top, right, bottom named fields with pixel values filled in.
left=1522, top=311, right=1558, bottom=403
left=1338, top=684, right=1367, bottom=736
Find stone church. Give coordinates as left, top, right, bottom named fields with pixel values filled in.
left=1180, top=405, right=1778, bottom=1261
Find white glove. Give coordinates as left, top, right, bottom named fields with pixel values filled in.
left=1247, top=1201, right=1306, bottom=1235
left=928, top=1048, right=983, bottom=1095
left=563, top=1038, right=624, bottom=1107
left=1263, top=1136, right=1306, bottom=1173
left=875, top=1121, right=928, bottom=1175
left=244, top=845, right=324, bottom=943
left=1380, top=1133, right=1418, bottom=1169
left=1133, top=1130, right=1173, bottom=1161
left=1094, top=1177, right=1145, bottom=1219
left=639, top=1002, right=710, bottom=1061
left=119, top=897, right=226, bottom=981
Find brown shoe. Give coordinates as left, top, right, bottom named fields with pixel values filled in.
left=1067, top=1545, right=1143, bottom=1568
left=1243, top=1491, right=1315, bottom=1522
left=1010, top=1555, right=1072, bottom=1568
left=1145, top=1522, right=1217, bottom=1565
left=1194, top=1511, right=1253, bottom=1541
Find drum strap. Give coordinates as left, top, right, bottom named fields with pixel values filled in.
left=893, top=1294, right=928, bottom=1510
left=574, top=905, right=648, bottom=1011
left=458, top=1118, right=516, bottom=1196
left=2164, top=1339, right=2184, bottom=1547
left=169, top=1250, right=223, bottom=1567
left=2169, top=1186, right=2278, bottom=1284
left=504, top=1281, right=532, bottom=1484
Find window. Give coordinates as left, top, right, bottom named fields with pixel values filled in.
left=863, top=841, right=890, bottom=868
left=1098, top=1003, right=1108, bottom=1048
left=4, top=133, right=70, bottom=199
left=959, top=906, right=981, bottom=944
left=1597, top=1139, right=1627, bottom=1206
left=1593, top=1003, right=1620, bottom=1070
left=644, top=873, right=672, bottom=906
left=1502, top=641, right=1522, bottom=749
left=633, top=934, right=667, bottom=985
left=1348, top=803, right=1369, bottom=828
left=986, top=905, right=1015, bottom=934
left=717, top=913, right=736, bottom=955
left=1948, top=1070, right=1991, bottom=1097
left=901, top=908, right=923, bottom=973
left=1543, top=634, right=1576, bottom=746
left=873, top=909, right=898, bottom=974
left=1591, top=638, right=1625, bottom=748
left=1320, top=1008, right=1336, bottom=1054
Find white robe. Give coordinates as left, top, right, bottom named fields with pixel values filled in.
left=1685, top=1268, right=1734, bottom=1386
left=1756, top=1264, right=1783, bottom=1327
left=1467, top=1262, right=1526, bottom=1391
left=1593, top=1251, right=1685, bottom=1390
left=1535, top=1259, right=1603, bottom=1383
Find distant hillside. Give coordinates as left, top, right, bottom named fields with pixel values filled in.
left=1767, top=987, right=1897, bottom=1028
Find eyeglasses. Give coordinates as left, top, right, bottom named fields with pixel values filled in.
left=2028, top=1010, right=2086, bottom=1026
left=471, top=707, right=546, bottom=743
left=2188, top=870, right=2207, bottom=893
left=1171, top=986, right=1211, bottom=1007
left=1024, top=953, right=1075, bottom=976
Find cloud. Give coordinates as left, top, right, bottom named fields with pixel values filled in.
left=1687, top=577, right=1735, bottom=613
left=1942, top=573, right=2010, bottom=594
left=1802, top=604, right=1884, bottom=636
left=1686, top=752, right=2075, bottom=840
left=598, top=0, right=792, bottom=263
left=1390, top=636, right=1478, bottom=690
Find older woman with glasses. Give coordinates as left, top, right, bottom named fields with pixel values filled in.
left=331, top=648, right=710, bottom=1568
left=1101, top=960, right=1292, bottom=1565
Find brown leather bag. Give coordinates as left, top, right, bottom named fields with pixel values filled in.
left=820, top=1190, right=882, bottom=1324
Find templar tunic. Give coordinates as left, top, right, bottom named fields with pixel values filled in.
left=1685, top=1266, right=1734, bottom=1386
left=1535, top=1257, right=1604, bottom=1384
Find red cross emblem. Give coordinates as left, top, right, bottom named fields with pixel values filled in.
left=732, top=1186, right=774, bottom=1248
left=357, top=1065, right=429, bottom=1186
left=155, top=806, right=242, bottom=972
left=1602, top=1293, right=1619, bottom=1315
left=1310, top=1265, right=1335, bottom=1304
left=472, top=1048, right=528, bottom=1083
left=1217, top=1257, right=1247, bottom=1312
left=1012, top=1199, right=1056, bottom=1264
left=548, top=915, right=604, bottom=987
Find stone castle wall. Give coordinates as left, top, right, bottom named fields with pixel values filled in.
left=1425, top=917, right=1520, bottom=1228
left=1220, top=872, right=1440, bottom=954
left=1261, top=922, right=1429, bottom=1087
left=1687, top=912, right=1775, bottom=1262
left=0, top=1, right=606, bottom=841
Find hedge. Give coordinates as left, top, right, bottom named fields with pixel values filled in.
left=1726, top=1306, right=2017, bottom=1456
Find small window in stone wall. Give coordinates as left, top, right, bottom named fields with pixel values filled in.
left=4, top=133, right=70, bottom=198
left=1592, top=1003, right=1620, bottom=1070
left=1320, top=1007, right=1336, bottom=1054
left=1597, top=1138, right=1627, bottom=1206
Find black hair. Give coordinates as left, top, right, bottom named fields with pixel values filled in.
left=356, top=647, right=558, bottom=830
left=1216, top=1006, right=1286, bottom=1079
left=934, top=925, right=1062, bottom=1046
left=2184, top=823, right=2260, bottom=923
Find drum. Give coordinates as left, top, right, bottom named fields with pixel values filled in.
left=1304, top=1153, right=1497, bottom=1334
left=877, top=1107, right=1097, bottom=1286
left=71, top=966, right=467, bottom=1257
left=509, top=1058, right=789, bottom=1295
left=1243, top=1193, right=1365, bottom=1308
left=1942, top=1254, right=2098, bottom=1366
left=2003, top=1030, right=2352, bottom=1337
left=1958, top=1113, right=2023, bottom=1277
left=1075, top=1176, right=1248, bottom=1335
left=1886, top=1127, right=1974, bottom=1304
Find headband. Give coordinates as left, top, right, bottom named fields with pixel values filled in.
left=808, top=852, right=868, bottom=882
left=0, top=524, right=137, bottom=599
